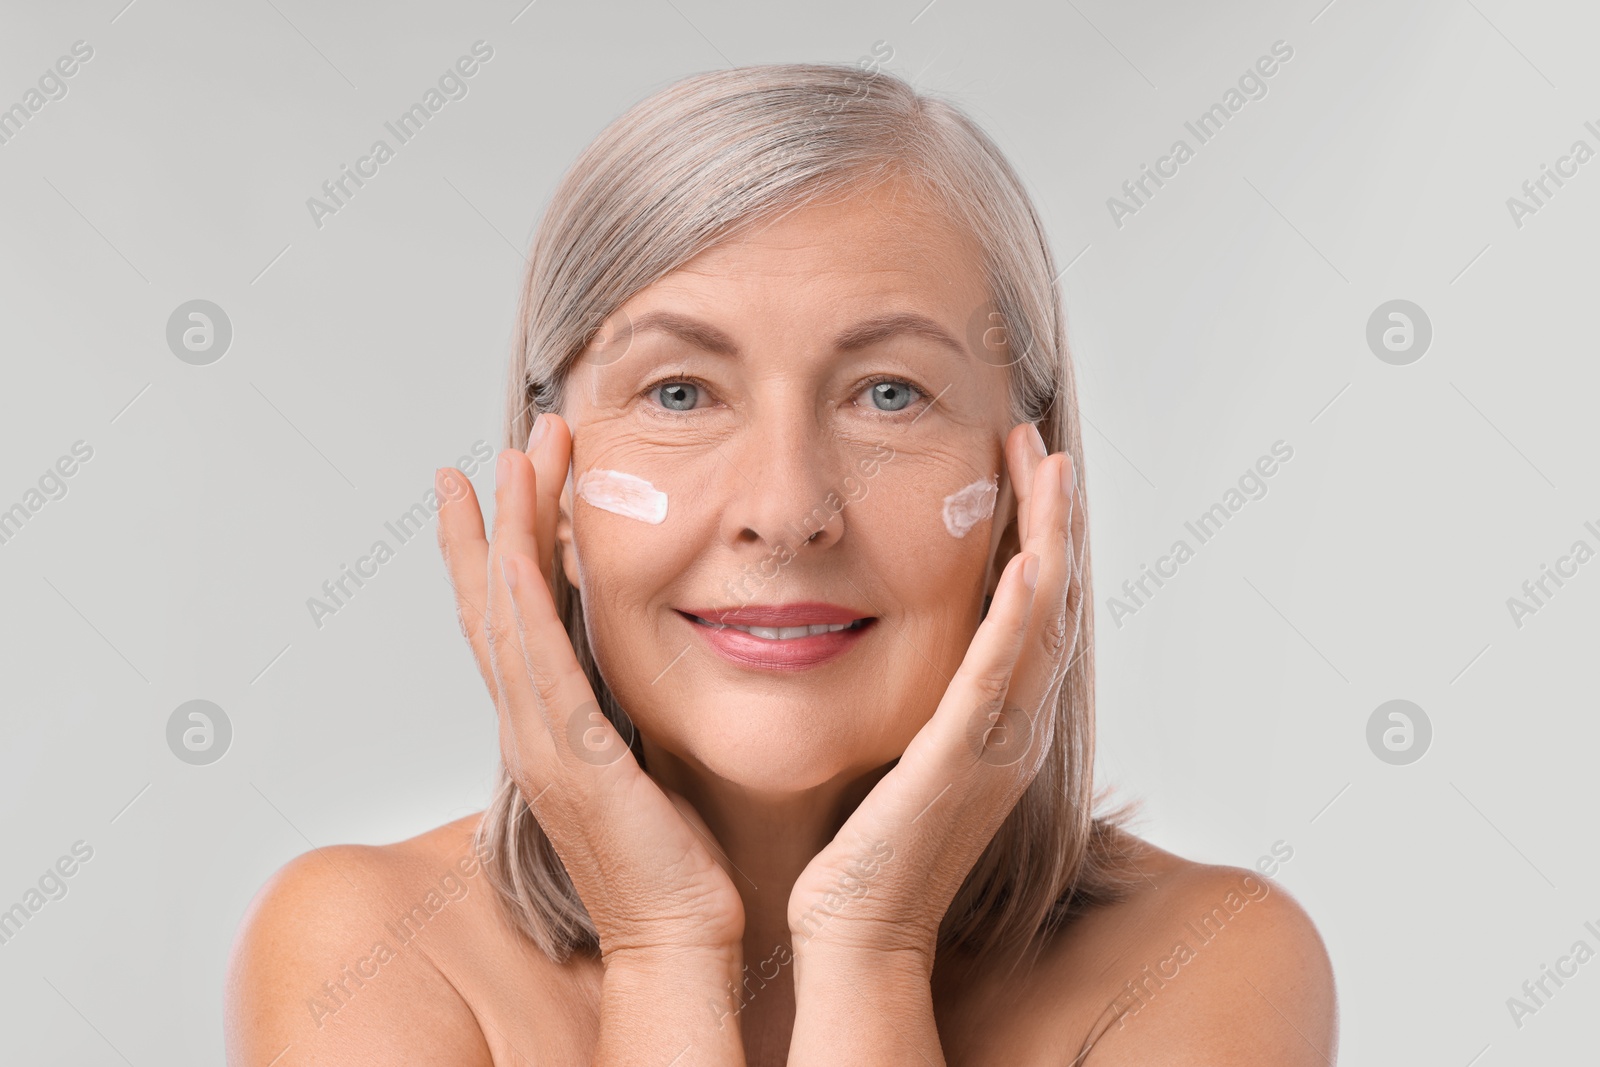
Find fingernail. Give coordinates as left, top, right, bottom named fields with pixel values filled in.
left=1060, top=454, right=1075, bottom=497
left=434, top=468, right=448, bottom=500
left=500, top=556, right=518, bottom=591
left=1028, top=423, right=1047, bottom=459
left=528, top=413, right=548, bottom=452
left=441, top=467, right=464, bottom=502
left=1022, top=553, right=1039, bottom=590
left=496, top=452, right=510, bottom=492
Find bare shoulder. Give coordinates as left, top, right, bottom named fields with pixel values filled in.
left=1054, top=832, right=1339, bottom=1065
left=224, top=814, right=501, bottom=1066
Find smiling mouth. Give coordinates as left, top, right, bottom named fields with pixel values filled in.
left=678, top=612, right=873, bottom=641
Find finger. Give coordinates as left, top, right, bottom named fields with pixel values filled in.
left=1005, top=422, right=1048, bottom=547
left=491, top=447, right=540, bottom=567
left=435, top=467, right=494, bottom=686
left=907, top=549, right=1039, bottom=786
left=527, top=413, right=573, bottom=593
left=809, top=550, right=1039, bottom=925
left=483, top=447, right=543, bottom=758
left=499, top=551, right=636, bottom=790
left=485, top=445, right=540, bottom=682
left=1004, top=452, right=1076, bottom=745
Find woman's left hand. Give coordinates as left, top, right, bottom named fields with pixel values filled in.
left=785, top=421, right=1084, bottom=970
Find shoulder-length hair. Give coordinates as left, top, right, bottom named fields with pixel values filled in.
left=475, top=61, right=1138, bottom=972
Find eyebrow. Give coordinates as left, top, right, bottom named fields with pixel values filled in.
left=627, top=309, right=969, bottom=362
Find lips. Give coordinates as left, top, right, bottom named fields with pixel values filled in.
left=686, top=616, right=867, bottom=640
left=675, top=602, right=875, bottom=670
left=679, top=602, right=869, bottom=627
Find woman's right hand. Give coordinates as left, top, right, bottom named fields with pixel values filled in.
left=434, top=412, right=746, bottom=967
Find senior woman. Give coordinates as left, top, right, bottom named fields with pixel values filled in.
left=225, top=63, right=1336, bottom=1065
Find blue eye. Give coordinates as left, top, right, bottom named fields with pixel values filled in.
left=865, top=380, right=917, bottom=412
left=655, top=382, right=699, bottom=411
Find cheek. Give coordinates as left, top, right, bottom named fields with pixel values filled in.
left=576, top=468, right=668, bottom=524
left=846, top=449, right=1001, bottom=601
left=885, top=436, right=1001, bottom=530
left=570, top=510, right=685, bottom=711
left=571, top=430, right=698, bottom=525
left=941, top=474, right=1000, bottom=538
left=569, top=431, right=724, bottom=545
left=566, top=444, right=731, bottom=674
left=570, top=485, right=701, bottom=608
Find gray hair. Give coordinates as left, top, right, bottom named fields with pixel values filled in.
left=476, top=61, right=1138, bottom=972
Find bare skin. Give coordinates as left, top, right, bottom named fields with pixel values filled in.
left=224, top=818, right=1334, bottom=1065
left=225, top=178, right=1338, bottom=1065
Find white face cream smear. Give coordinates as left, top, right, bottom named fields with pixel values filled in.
left=576, top=469, right=668, bottom=524
left=942, top=474, right=999, bottom=538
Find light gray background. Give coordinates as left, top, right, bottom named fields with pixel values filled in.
left=2, top=0, right=1595, bottom=1062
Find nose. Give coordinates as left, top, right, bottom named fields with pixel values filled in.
left=718, top=417, right=848, bottom=557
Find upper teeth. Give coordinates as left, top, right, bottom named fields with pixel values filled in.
left=699, top=618, right=858, bottom=640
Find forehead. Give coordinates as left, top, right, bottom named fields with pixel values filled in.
left=642, top=179, right=987, bottom=309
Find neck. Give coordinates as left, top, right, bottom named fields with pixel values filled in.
left=639, top=739, right=889, bottom=968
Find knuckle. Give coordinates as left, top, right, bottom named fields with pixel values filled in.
left=483, top=614, right=508, bottom=652
left=529, top=659, right=563, bottom=707
left=1040, top=607, right=1070, bottom=660
left=959, top=662, right=1011, bottom=710
left=510, top=766, right=552, bottom=808
left=453, top=602, right=476, bottom=645
left=1066, top=573, right=1085, bottom=618
left=1052, top=517, right=1072, bottom=555
left=485, top=620, right=526, bottom=674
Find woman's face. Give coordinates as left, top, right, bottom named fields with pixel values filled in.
left=556, top=178, right=1018, bottom=793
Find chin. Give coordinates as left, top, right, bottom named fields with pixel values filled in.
left=635, top=697, right=901, bottom=795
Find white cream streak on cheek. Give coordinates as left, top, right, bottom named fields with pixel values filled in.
left=576, top=469, right=668, bottom=524
left=942, top=474, right=999, bottom=538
